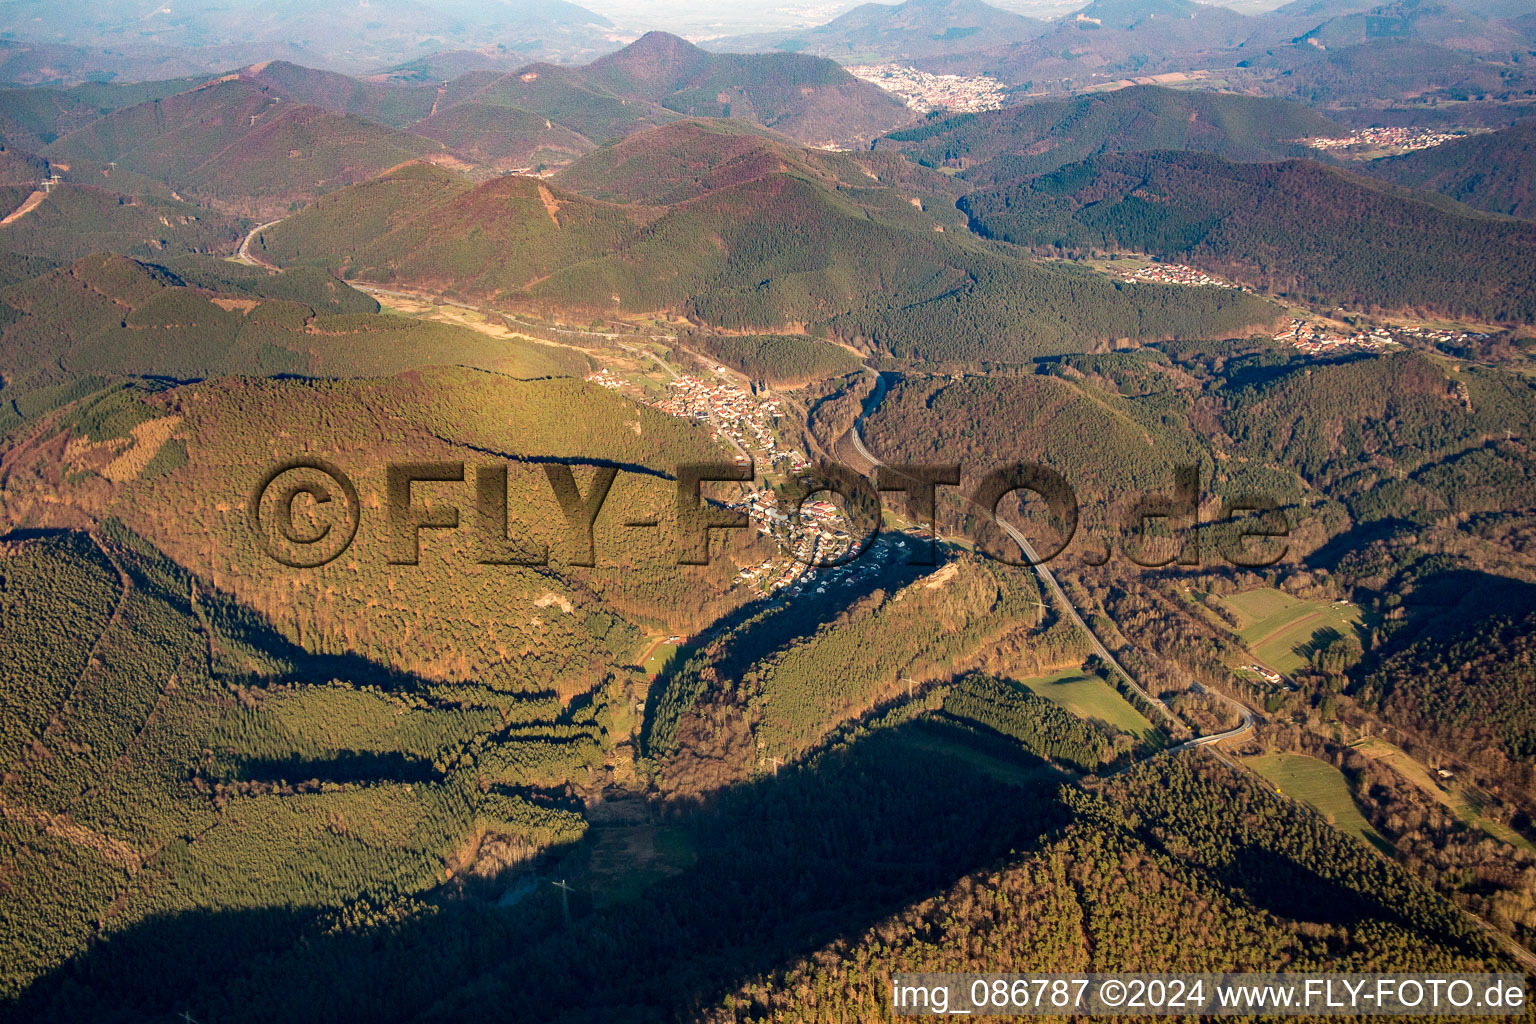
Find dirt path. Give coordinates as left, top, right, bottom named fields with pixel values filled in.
left=0, top=189, right=45, bottom=228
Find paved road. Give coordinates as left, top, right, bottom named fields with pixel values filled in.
left=847, top=379, right=1256, bottom=744
left=233, top=218, right=285, bottom=268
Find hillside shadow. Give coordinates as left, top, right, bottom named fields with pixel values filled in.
left=9, top=721, right=1067, bottom=1024
left=639, top=536, right=932, bottom=754
left=1218, top=846, right=1419, bottom=931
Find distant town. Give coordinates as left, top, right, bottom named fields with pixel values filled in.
left=1303, top=126, right=1470, bottom=155
left=847, top=64, right=1008, bottom=113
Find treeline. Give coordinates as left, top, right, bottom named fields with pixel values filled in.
left=939, top=673, right=1113, bottom=769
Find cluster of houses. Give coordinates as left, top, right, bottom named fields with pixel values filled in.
left=585, top=368, right=625, bottom=390
left=1122, top=263, right=1243, bottom=289
left=1275, top=318, right=1495, bottom=357
left=1304, top=127, right=1467, bottom=154
left=1396, top=324, right=1492, bottom=348
left=584, top=369, right=811, bottom=471
left=656, top=376, right=811, bottom=472
left=1274, top=318, right=1401, bottom=355
left=846, top=64, right=1008, bottom=113
left=731, top=490, right=867, bottom=595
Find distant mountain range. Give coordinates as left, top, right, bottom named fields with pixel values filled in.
left=714, top=0, right=1536, bottom=112
left=713, top=0, right=1050, bottom=61
left=0, top=32, right=912, bottom=220
left=0, top=0, right=623, bottom=80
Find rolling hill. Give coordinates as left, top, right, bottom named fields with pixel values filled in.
left=455, top=32, right=910, bottom=150
left=874, top=85, right=1347, bottom=184
left=39, top=76, right=456, bottom=218
left=714, top=0, right=1049, bottom=62
left=1235, top=38, right=1534, bottom=110
left=1366, top=122, right=1536, bottom=220
left=238, top=60, right=440, bottom=128
left=959, top=150, right=1536, bottom=323
left=0, top=88, right=98, bottom=150
left=1286, top=0, right=1528, bottom=54
left=0, top=0, right=621, bottom=79
left=552, top=118, right=964, bottom=210
left=930, top=0, right=1257, bottom=86
left=459, top=61, right=683, bottom=145
left=0, top=184, right=245, bottom=264
left=582, top=31, right=912, bottom=147
left=263, top=158, right=1277, bottom=365
left=410, top=102, right=595, bottom=171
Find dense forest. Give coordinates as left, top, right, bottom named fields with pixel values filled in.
left=960, top=151, right=1536, bottom=324
left=264, top=160, right=1279, bottom=365
left=1366, top=122, right=1536, bottom=220
left=2, top=26, right=1536, bottom=1021
left=876, top=84, right=1346, bottom=185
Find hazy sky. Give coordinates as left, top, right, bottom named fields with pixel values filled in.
left=578, top=0, right=1296, bottom=39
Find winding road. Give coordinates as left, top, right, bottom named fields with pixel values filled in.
left=233, top=218, right=285, bottom=269
left=844, top=368, right=1256, bottom=746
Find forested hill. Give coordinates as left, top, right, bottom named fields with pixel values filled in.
left=959, top=151, right=1536, bottom=324
left=469, top=31, right=911, bottom=148
left=263, top=161, right=1278, bottom=364
left=1366, top=122, right=1536, bottom=221
left=39, top=76, right=452, bottom=218
left=707, top=755, right=1508, bottom=1021
left=875, top=85, right=1347, bottom=185
left=553, top=118, right=963, bottom=207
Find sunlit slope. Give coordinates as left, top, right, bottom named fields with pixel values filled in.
left=40, top=76, right=453, bottom=216
left=0, top=525, right=596, bottom=999
left=2, top=367, right=761, bottom=693
left=265, top=165, right=1279, bottom=363
left=0, top=254, right=582, bottom=416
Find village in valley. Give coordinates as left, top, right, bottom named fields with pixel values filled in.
left=846, top=64, right=1009, bottom=113
left=1273, top=317, right=1492, bottom=357
left=586, top=365, right=812, bottom=473
left=1104, top=260, right=1496, bottom=360
left=584, top=358, right=933, bottom=602
left=1302, top=126, right=1472, bottom=156
left=1120, top=261, right=1248, bottom=290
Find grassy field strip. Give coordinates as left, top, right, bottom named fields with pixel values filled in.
left=1243, top=752, right=1386, bottom=850
left=1352, top=738, right=1536, bottom=852
left=1016, top=668, right=1158, bottom=741
left=1217, top=588, right=1364, bottom=675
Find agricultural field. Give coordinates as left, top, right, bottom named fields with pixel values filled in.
left=1216, top=588, right=1365, bottom=675
left=1243, top=752, right=1384, bottom=850
left=640, top=640, right=684, bottom=679
left=1016, top=667, right=1158, bottom=742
